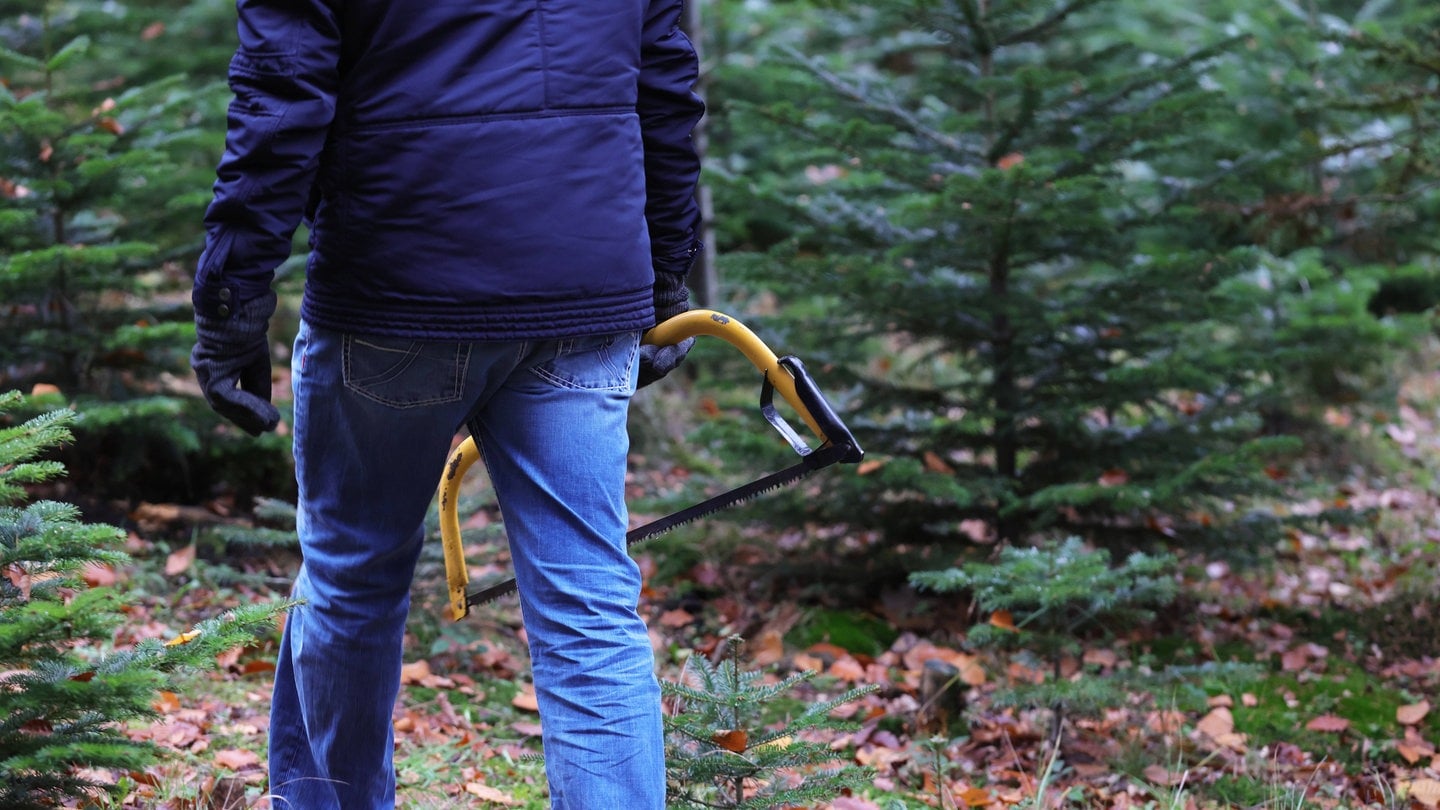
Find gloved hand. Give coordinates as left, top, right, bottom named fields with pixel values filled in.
left=638, top=268, right=694, bottom=388
left=638, top=337, right=695, bottom=388
left=190, top=290, right=281, bottom=436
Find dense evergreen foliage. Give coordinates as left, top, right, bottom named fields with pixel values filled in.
left=0, top=391, right=287, bottom=807
left=1, top=1, right=210, bottom=389
left=912, top=537, right=1178, bottom=745
left=702, top=0, right=1437, bottom=555
left=1, top=0, right=293, bottom=503
left=663, top=635, right=877, bottom=808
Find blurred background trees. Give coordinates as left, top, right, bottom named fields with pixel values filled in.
left=3, top=0, right=1438, bottom=801
left=692, top=0, right=1438, bottom=571
left=1, top=0, right=293, bottom=506
left=2, top=0, right=1437, bottom=600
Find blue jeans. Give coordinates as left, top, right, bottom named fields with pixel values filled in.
left=268, top=321, right=663, bottom=809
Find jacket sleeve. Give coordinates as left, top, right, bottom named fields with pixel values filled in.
left=193, top=0, right=341, bottom=319
left=638, top=0, right=706, bottom=280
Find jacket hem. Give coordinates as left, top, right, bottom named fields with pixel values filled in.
left=299, top=290, right=656, bottom=340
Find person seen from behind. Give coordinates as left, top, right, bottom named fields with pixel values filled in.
left=189, top=1, right=704, bottom=807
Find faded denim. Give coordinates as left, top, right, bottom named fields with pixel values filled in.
left=268, top=320, right=662, bottom=809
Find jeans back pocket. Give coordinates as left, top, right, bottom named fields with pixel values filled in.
left=343, top=334, right=470, bottom=408
left=530, top=331, right=639, bottom=392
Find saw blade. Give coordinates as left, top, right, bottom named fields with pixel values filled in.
left=462, top=442, right=850, bottom=608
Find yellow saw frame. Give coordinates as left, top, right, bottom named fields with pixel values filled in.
left=437, top=309, right=863, bottom=619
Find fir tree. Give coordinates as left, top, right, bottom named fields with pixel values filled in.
left=910, top=537, right=1179, bottom=752
left=0, top=0, right=293, bottom=502
left=713, top=0, right=1415, bottom=553
left=663, top=635, right=877, bottom=809
left=2, top=2, right=191, bottom=389
left=0, top=390, right=290, bottom=807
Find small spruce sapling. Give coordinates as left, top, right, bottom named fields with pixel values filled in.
left=911, top=537, right=1178, bottom=753
left=0, top=390, right=290, bottom=808
left=663, top=635, right=878, bottom=809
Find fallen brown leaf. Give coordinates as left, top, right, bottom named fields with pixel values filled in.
left=712, top=729, right=748, bottom=753
left=1280, top=645, right=1309, bottom=672
left=211, top=749, right=260, bottom=771
left=828, top=656, right=866, bottom=682
left=749, top=628, right=785, bottom=667
left=82, top=562, right=118, bottom=587
left=4, top=564, right=31, bottom=601
left=204, top=774, right=253, bottom=810
left=214, top=647, right=242, bottom=669
left=1195, top=707, right=1233, bottom=739
left=829, top=797, right=883, bottom=810
left=922, top=451, right=954, bottom=474
left=511, top=685, right=539, bottom=713
left=1194, top=706, right=1246, bottom=750
left=153, top=691, right=182, bottom=714
left=989, top=610, right=1017, bottom=632
left=1305, top=714, right=1349, bottom=733
left=400, top=659, right=431, bottom=685
left=165, top=543, right=196, bottom=576
left=1083, top=648, right=1118, bottom=669
left=957, top=785, right=994, bottom=806
left=1398, top=700, right=1431, bottom=726
left=658, top=608, right=694, bottom=628
left=1143, top=763, right=1183, bottom=786
left=996, top=152, right=1025, bottom=170
left=1398, top=742, right=1434, bottom=764
left=464, top=781, right=517, bottom=804
left=1404, top=778, right=1440, bottom=809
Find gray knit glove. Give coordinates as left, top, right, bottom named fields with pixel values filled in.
left=190, top=290, right=280, bottom=436
left=638, top=270, right=694, bottom=388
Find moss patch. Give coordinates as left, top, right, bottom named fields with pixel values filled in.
left=788, top=608, right=900, bottom=658
left=1227, top=660, right=1437, bottom=768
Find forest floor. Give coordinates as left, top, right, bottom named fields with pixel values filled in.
left=83, top=364, right=1440, bottom=809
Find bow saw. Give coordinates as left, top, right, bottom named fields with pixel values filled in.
left=437, top=309, right=864, bottom=620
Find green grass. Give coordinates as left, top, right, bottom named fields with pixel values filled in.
left=393, top=728, right=549, bottom=808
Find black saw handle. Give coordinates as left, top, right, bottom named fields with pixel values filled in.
left=644, top=309, right=862, bottom=462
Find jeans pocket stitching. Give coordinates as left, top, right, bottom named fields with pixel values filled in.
left=345, top=336, right=419, bottom=386
left=531, top=365, right=626, bottom=391
left=530, top=333, right=633, bottom=392
left=343, top=335, right=468, bottom=408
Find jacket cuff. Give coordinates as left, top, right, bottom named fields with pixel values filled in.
left=192, top=274, right=278, bottom=321
left=194, top=289, right=276, bottom=339
left=192, top=281, right=244, bottom=320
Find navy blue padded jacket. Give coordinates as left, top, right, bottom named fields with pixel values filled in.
left=194, top=0, right=704, bottom=340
